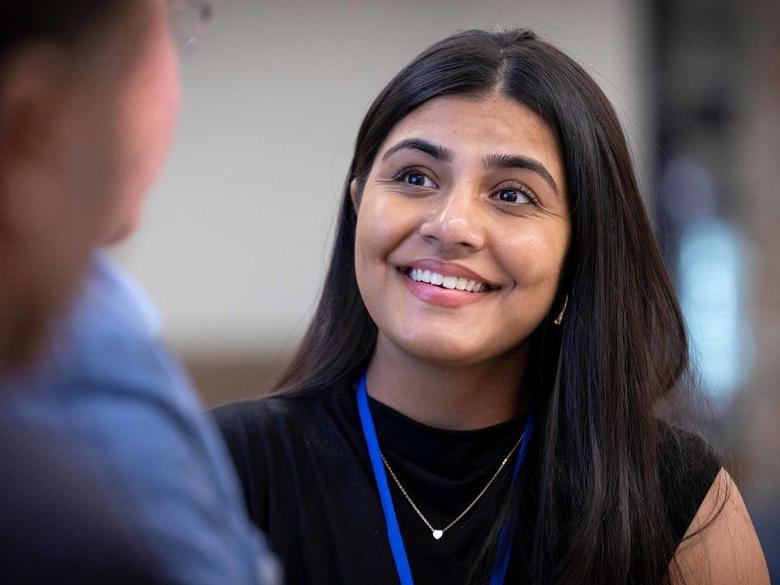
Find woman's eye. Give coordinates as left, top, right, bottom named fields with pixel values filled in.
left=495, top=187, right=534, bottom=204
left=397, top=171, right=436, bottom=188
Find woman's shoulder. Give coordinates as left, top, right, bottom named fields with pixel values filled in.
left=670, top=468, right=771, bottom=584
left=657, top=421, right=722, bottom=480
left=212, top=391, right=338, bottom=442
left=656, top=420, right=723, bottom=544
left=210, top=391, right=352, bottom=510
left=211, top=384, right=360, bottom=456
left=662, top=426, right=770, bottom=583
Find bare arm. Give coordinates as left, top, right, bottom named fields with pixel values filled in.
left=670, top=468, right=770, bottom=585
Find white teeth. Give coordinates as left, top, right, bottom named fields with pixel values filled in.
left=406, top=267, right=489, bottom=293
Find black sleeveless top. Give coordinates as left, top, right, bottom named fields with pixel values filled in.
left=212, top=386, right=721, bottom=585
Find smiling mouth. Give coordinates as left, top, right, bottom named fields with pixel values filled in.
left=399, top=267, right=496, bottom=293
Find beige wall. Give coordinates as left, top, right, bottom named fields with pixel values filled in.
left=114, top=0, right=648, bottom=360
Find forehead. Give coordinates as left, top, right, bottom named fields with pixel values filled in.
left=379, top=94, right=565, bottom=182
left=382, top=94, right=560, bottom=160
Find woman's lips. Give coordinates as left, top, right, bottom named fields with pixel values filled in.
left=401, top=258, right=498, bottom=289
left=397, top=267, right=495, bottom=308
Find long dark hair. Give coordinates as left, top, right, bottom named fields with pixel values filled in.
left=276, top=28, right=706, bottom=584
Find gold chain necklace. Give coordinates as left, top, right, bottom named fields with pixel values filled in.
left=379, top=431, right=525, bottom=541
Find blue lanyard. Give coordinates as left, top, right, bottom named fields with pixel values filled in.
left=356, top=373, right=534, bottom=585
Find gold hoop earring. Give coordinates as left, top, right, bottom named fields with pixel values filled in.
left=553, top=294, right=569, bottom=326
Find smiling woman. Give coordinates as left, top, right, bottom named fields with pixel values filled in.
left=351, top=95, right=570, bottom=378
left=213, top=28, right=770, bottom=585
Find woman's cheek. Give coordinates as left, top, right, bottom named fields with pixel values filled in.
left=362, top=196, right=416, bottom=255
left=498, top=230, right=558, bottom=283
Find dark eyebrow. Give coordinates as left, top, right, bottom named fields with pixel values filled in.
left=483, top=153, right=560, bottom=196
left=380, top=138, right=454, bottom=163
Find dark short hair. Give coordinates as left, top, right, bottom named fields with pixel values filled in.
left=0, top=1, right=129, bottom=64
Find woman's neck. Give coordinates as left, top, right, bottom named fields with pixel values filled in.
left=365, top=334, right=528, bottom=430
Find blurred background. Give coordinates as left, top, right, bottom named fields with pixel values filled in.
left=113, top=0, right=779, bottom=574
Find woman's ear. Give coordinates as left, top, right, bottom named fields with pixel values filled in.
left=349, top=178, right=361, bottom=213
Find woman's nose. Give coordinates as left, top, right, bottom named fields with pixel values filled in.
left=418, top=187, right=486, bottom=251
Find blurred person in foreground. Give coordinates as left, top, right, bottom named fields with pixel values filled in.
left=0, top=1, right=278, bottom=583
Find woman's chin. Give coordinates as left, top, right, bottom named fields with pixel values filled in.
left=389, top=332, right=495, bottom=367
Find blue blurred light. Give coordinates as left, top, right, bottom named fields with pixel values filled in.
left=678, top=218, right=755, bottom=404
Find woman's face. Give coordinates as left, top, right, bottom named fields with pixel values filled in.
left=353, top=94, right=571, bottom=366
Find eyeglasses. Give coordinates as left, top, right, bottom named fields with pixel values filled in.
left=169, top=0, right=213, bottom=49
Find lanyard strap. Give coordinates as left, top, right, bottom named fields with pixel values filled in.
left=357, top=373, right=534, bottom=585
left=357, top=374, right=414, bottom=585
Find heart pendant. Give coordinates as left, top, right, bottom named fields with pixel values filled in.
left=432, top=530, right=444, bottom=540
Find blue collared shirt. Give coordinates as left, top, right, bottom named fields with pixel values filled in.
left=0, top=253, right=280, bottom=585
